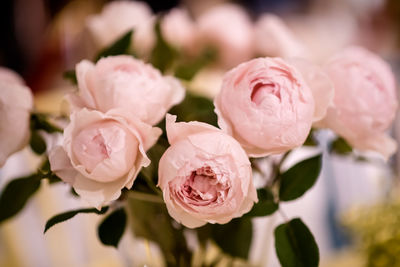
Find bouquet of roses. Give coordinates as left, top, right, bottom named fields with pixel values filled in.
left=0, top=1, right=397, bottom=266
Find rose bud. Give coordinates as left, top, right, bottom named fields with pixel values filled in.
left=214, top=57, right=315, bottom=157
left=69, top=55, right=185, bottom=125
left=319, top=46, right=398, bottom=159
left=157, top=114, right=257, bottom=228
left=0, top=68, right=33, bottom=166
left=49, top=108, right=161, bottom=208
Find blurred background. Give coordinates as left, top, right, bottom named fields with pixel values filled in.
left=1, top=0, right=400, bottom=266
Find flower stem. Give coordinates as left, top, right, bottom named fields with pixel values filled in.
left=126, top=191, right=164, bottom=204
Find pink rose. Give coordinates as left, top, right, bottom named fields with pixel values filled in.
left=255, top=14, right=305, bottom=58
left=86, top=1, right=155, bottom=56
left=287, top=58, right=334, bottom=122
left=0, top=68, right=33, bottom=166
left=161, top=8, right=196, bottom=52
left=214, top=57, right=315, bottom=157
left=319, top=47, right=398, bottom=159
left=0, top=67, right=25, bottom=85
left=196, top=4, right=254, bottom=68
left=70, top=55, right=185, bottom=125
left=49, top=108, right=161, bottom=208
left=158, top=114, right=257, bottom=228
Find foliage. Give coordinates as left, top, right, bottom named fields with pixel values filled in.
left=275, top=218, right=319, bottom=267
left=44, top=206, right=109, bottom=233
left=279, top=154, right=322, bottom=201
left=0, top=174, right=42, bottom=223
left=98, top=208, right=127, bottom=247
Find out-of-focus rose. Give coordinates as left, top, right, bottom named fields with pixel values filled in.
left=214, top=57, right=315, bottom=157
left=49, top=108, right=161, bottom=208
left=0, top=68, right=33, bottom=167
left=0, top=67, right=25, bottom=85
left=86, top=1, right=155, bottom=56
left=161, top=8, right=196, bottom=52
left=319, top=47, right=398, bottom=159
left=188, top=67, right=225, bottom=99
left=196, top=4, right=254, bottom=68
left=286, top=13, right=357, bottom=63
left=255, top=14, right=305, bottom=58
left=287, top=58, right=334, bottom=122
left=69, top=55, right=185, bottom=125
left=158, top=114, right=257, bottom=228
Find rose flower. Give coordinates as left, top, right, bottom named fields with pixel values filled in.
left=86, top=0, right=155, bottom=56
left=196, top=4, right=254, bottom=68
left=157, top=114, right=257, bottom=228
left=0, top=67, right=33, bottom=166
left=69, top=55, right=185, bottom=125
left=49, top=108, right=161, bottom=208
left=319, top=46, right=398, bottom=159
left=214, top=57, right=315, bottom=157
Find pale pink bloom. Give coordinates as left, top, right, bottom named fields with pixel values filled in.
left=86, top=1, right=155, bottom=56
left=0, top=67, right=25, bottom=85
left=286, top=58, right=334, bottom=122
left=214, top=57, right=315, bottom=157
left=319, top=46, right=398, bottom=159
left=49, top=108, right=161, bottom=208
left=158, top=114, right=257, bottom=228
left=0, top=68, right=33, bottom=166
left=69, top=55, right=185, bottom=125
left=255, top=14, right=305, bottom=58
left=196, top=4, right=254, bottom=68
left=161, top=8, right=196, bottom=52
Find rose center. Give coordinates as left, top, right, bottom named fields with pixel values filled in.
left=251, top=83, right=281, bottom=105
left=72, top=121, right=135, bottom=176
left=180, top=166, right=229, bottom=206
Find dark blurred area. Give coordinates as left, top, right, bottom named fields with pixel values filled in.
left=0, top=0, right=179, bottom=92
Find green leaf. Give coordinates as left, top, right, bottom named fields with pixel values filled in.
left=63, top=70, right=77, bottom=85
left=174, top=47, right=217, bottom=80
left=245, top=188, right=278, bottom=217
left=44, top=206, right=108, bottom=233
left=0, top=175, right=41, bottom=223
left=274, top=218, right=319, bottom=267
left=330, top=137, right=352, bottom=155
left=150, top=20, right=178, bottom=73
left=95, top=30, right=133, bottom=61
left=29, top=131, right=46, bottom=155
left=37, top=159, right=61, bottom=184
left=70, top=187, right=79, bottom=197
left=168, top=92, right=218, bottom=127
left=279, top=154, right=322, bottom=202
left=98, top=208, right=127, bottom=248
left=210, top=218, right=253, bottom=259
left=303, top=129, right=318, bottom=147
left=30, top=113, right=63, bottom=133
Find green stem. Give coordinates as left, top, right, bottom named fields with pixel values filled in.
left=267, top=151, right=290, bottom=188
left=140, top=172, right=163, bottom=196
left=126, top=191, right=164, bottom=203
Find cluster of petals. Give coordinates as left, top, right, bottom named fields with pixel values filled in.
left=214, top=46, right=398, bottom=159
left=50, top=55, right=185, bottom=208
left=158, top=115, right=257, bottom=228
